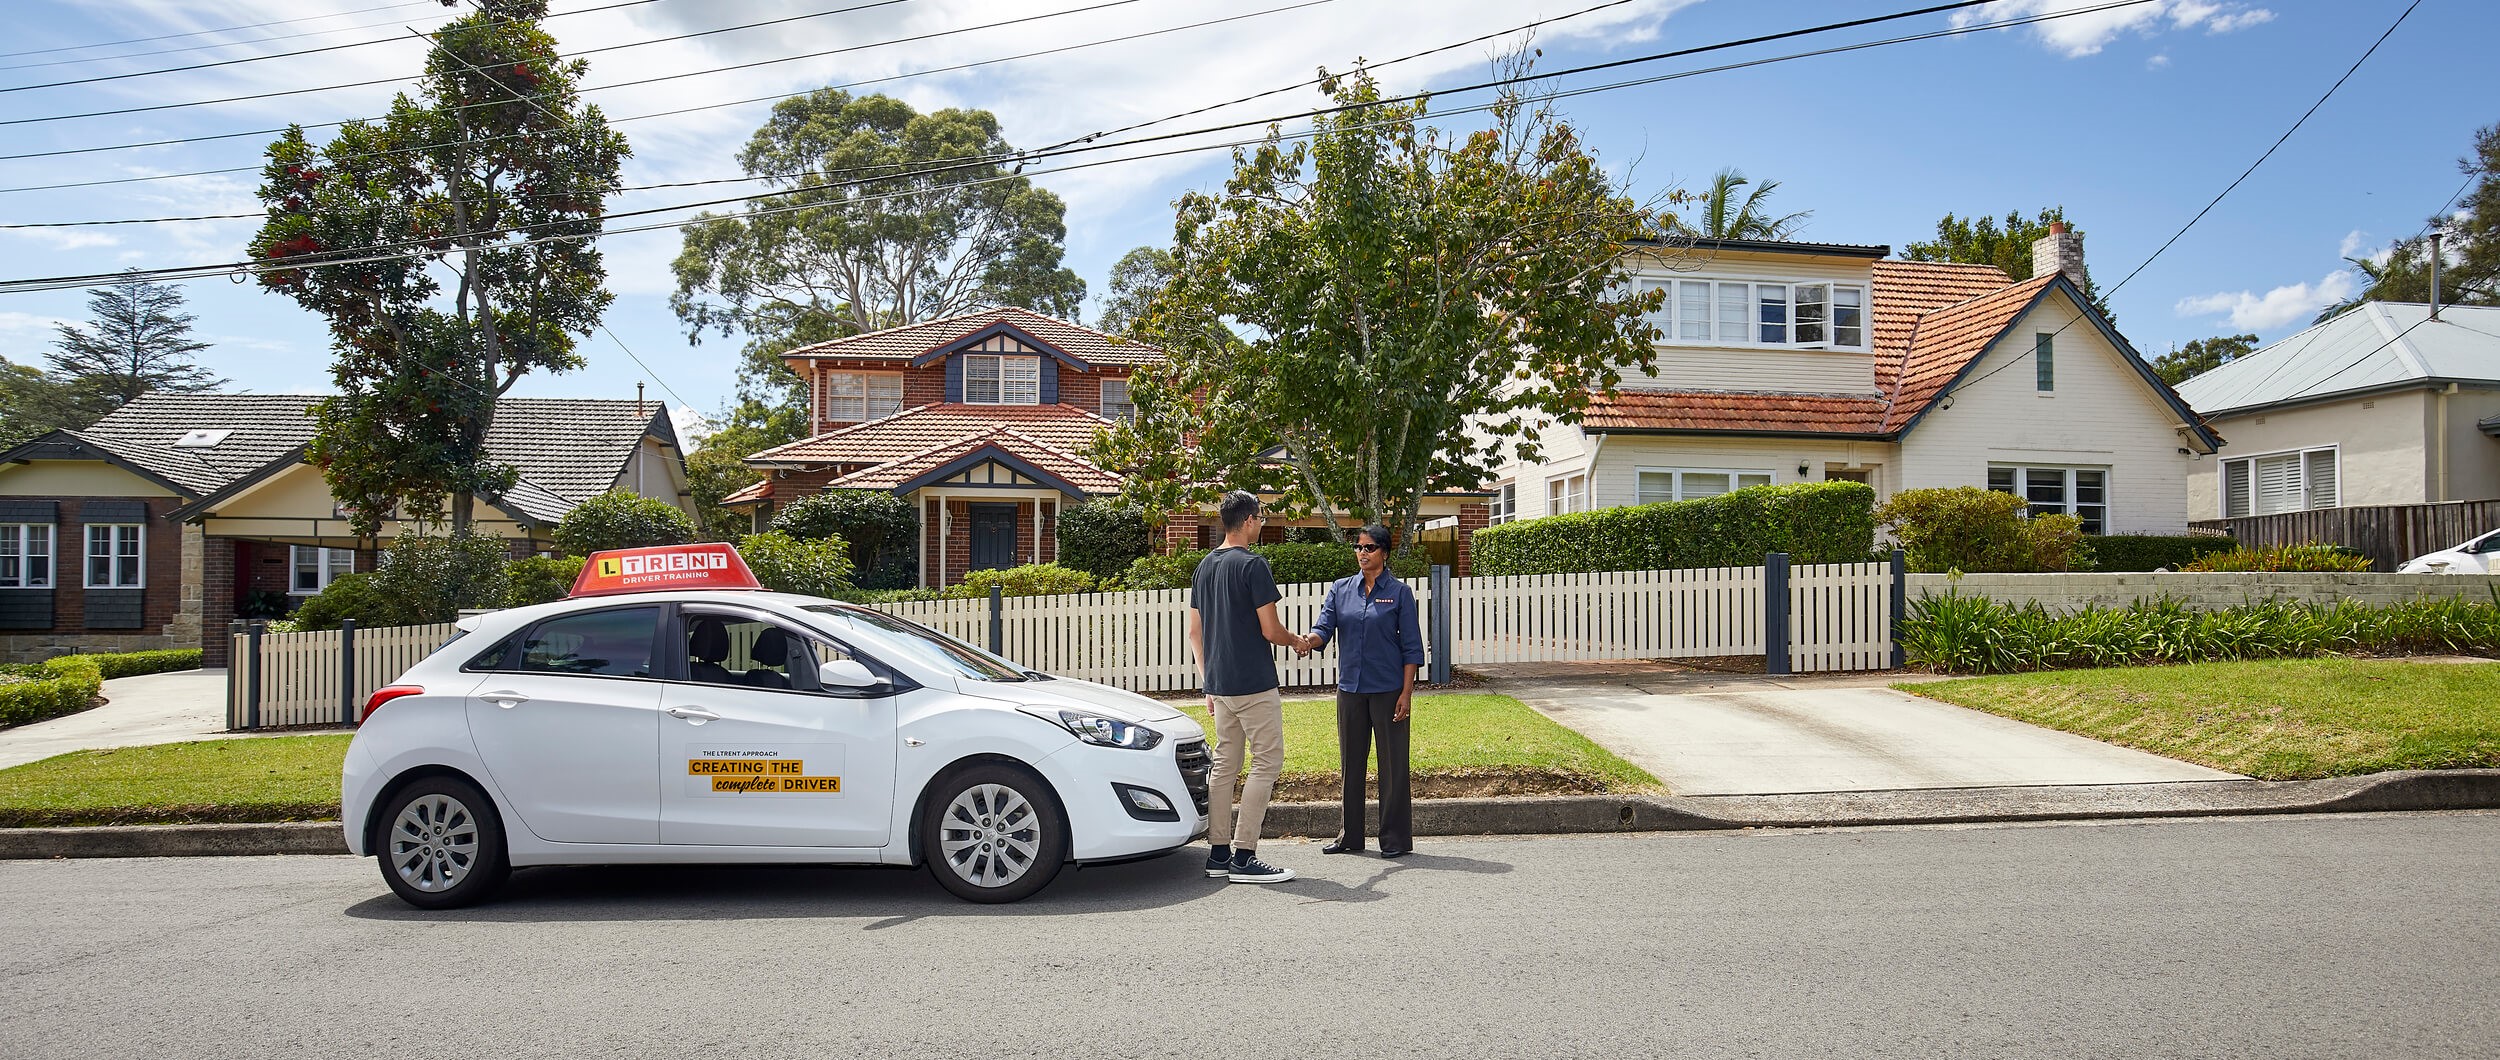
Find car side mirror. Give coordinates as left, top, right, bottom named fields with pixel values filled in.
left=819, top=658, right=882, bottom=691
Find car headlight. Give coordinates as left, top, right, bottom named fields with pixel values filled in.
left=1036, top=708, right=1164, bottom=750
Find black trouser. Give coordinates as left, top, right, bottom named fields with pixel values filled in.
left=1336, top=689, right=1411, bottom=851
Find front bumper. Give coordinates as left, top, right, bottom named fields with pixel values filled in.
left=1042, top=735, right=1210, bottom=862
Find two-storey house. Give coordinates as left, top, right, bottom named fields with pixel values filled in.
left=1485, top=227, right=2221, bottom=534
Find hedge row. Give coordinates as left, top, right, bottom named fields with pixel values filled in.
left=87, top=649, right=204, bottom=679
left=2083, top=534, right=2238, bottom=572
left=1901, top=591, right=2500, bottom=674
left=0, top=655, right=105, bottom=728
left=1472, top=481, right=1876, bottom=576
left=1122, top=544, right=1433, bottom=591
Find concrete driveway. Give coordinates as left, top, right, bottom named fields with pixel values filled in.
left=1488, top=663, right=2238, bottom=795
left=0, top=669, right=234, bottom=770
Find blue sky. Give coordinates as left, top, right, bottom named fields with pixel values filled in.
left=1, top=0, right=2491, bottom=434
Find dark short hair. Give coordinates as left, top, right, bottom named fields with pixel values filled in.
left=1359, top=523, right=1394, bottom=551
left=1218, top=490, right=1262, bottom=533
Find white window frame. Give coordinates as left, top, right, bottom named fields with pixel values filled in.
left=1632, top=272, right=1869, bottom=351
left=1098, top=377, right=1134, bottom=422
left=1546, top=473, right=1589, bottom=515
left=820, top=371, right=903, bottom=422
left=1636, top=467, right=1776, bottom=505
left=0, top=523, right=54, bottom=589
left=1987, top=465, right=2110, bottom=535
left=84, top=523, right=143, bottom=589
left=2219, top=445, right=2338, bottom=519
left=290, top=546, right=357, bottom=596
left=1488, top=482, right=1516, bottom=525
left=963, top=354, right=1042, bottom=405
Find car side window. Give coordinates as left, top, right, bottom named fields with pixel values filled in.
left=516, top=607, right=659, bottom=678
left=2474, top=532, right=2500, bottom=555
left=682, top=612, right=818, bottom=692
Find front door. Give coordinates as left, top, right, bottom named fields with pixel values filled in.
left=465, top=605, right=665, bottom=845
left=968, top=503, right=1017, bottom=572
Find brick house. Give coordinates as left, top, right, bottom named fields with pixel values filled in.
left=0, top=393, right=690, bottom=664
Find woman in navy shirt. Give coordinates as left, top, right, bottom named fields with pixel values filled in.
left=1303, top=524, right=1426, bottom=857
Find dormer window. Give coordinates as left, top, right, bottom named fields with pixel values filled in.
left=821, top=372, right=902, bottom=423
left=964, top=354, right=1040, bottom=405
left=1099, top=378, right=1134, bottom=422
left=1637, top=276, right=1866, bottom=350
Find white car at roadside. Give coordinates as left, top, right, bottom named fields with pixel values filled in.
left=2397, top=528, right=2500, bottom=575
left=340, top=544, right=1210, bottom=908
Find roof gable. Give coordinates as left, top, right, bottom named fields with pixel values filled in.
left=780, top=307, right=1164, bottom=369
left=2173, top=302, right=2500, bottom=415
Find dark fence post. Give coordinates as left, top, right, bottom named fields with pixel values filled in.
left=244, top=621, right=265, bottom=730
left=340, top=618, right=358, bottom=726
left=1764, top=552, right=1791, bottom=677
left=988, top=583, right=1004, bottom=656
left=1888, top=550, right=1907, bottom=670
left=1429, top=564, right=1453, bottom=685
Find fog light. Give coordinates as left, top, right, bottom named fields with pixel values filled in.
left=1112, top=783, right=1179, bottom=822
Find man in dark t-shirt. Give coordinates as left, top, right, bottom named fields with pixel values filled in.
left=1187, top=491, right=1303, bottom=884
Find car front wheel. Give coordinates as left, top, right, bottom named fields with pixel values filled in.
left=377, top=775, right=510, bottom=910
left=921, top=764, right=1067, bottom=903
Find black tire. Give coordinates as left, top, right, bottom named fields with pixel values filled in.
left=375, top=775, right=510, bottom=910
left=920, top=763, right=1067, bottom=904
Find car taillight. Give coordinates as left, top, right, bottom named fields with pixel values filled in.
left=361, top=685, right=424, bottom=723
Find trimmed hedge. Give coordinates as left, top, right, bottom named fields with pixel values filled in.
left=553, top=490, right=697, bottom=556
left=2085, top=534, right=2238, bottom=572
left=738, top=531, right=856, bottom=598
left=1473, top=481, right=1876, bottom=576
left=86, top=649, right=204, bottom=679
left=941, top=564, right=1100, bottom=599
left=0, top=655, right=105, bottom=728
left=1055, top=501, right=1152, bottom=580
left=1903, top=591, right=2500, bottom=674
left=1120, top=544, right=1432, bottom=590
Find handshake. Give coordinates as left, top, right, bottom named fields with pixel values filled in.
left=1290, top=632, right=1324, bottom=658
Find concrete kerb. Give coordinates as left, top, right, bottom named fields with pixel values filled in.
left=9, top=769, right=2500, bottom=860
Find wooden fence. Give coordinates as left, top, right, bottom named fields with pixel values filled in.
left=2192, top=499, right=2500, bottom=571
left=226, top=621, right=461, bottom=729
left=1443, top=560, right=1896, bottom=674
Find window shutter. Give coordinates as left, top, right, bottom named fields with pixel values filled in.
left=2253, top=453, right=2303, bottom=515
left=2304, top=450, right=2337, bottom=509
left=2223, top=460, right=2252, bottom=518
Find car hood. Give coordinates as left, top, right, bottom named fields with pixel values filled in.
left=974, top=676, right=1188, bottom=725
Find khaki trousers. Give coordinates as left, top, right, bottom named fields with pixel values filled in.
left=1204, top=687, right=1285, bottom=851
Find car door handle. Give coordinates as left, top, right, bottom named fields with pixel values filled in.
left=481, top=691, right=528, bottom=709
left=666, top=706, right=720, bottom=722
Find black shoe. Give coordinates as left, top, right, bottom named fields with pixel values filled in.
left=1204, top=847, right=1233, bottom=878
left=1227, top=853, right=1296, bottom=883
left=1321, top=839, right=1364, bottom=855
left=1380, top=847, right=1412, bottom=859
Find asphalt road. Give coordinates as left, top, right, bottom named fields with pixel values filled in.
left=5, top=813, right=2497, bottom=1059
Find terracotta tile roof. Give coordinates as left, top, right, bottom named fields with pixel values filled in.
left=744, top=402, right=1117, bottom=466
left=720, top=478, right=773, bottom=506
left=1878, top=273, right=2060, bottom=432
left=824, top=426, right=1124, bottom=494
left=1870, top=260, right=2015, bottom=393
left=1582, top=390, right=1891, bottom=434
left=779, top=306, right=1165, bottom=368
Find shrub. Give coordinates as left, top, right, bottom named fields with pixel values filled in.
left=84, top=649, right=204, bottom=679
left=2086, top=534, right=2238, bottom=572
left=289, top=572, right=382, bottom=632
left=290, top=532, right=508, bottom=630
left=1875, top=486, right=2085, bottom=573
left=940, top=564, right=1100, bottom=599
left=1117, top=544, right=1431, bottom=590
left=2179, top=543, right=2374, bottom=573
left=1474, top=481, right=1876, bottom=576
left=737, top=530, right=855, bottom=598
left=501, top=555, right=586, bottom=608
left=771, top=490, right=918, bottom=588
left=1901, top=590, right=2500, bottom=674
left=553, top=490, right=697, bottom=556
left=834, top=587, right=943, bottom=605
left=1055, top=501, right=1152, bottom=580
left=237, top=589, right=294, bottom=620
left=1120, top=549, right=1204, bottom=591
left=0, top=655, right=103, bottom=728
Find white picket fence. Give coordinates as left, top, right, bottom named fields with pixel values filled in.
left=225, top=621, right=460, bottom=729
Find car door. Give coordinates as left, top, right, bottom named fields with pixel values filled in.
left=464, top=605, right=665, bottom=845
left=657, top=606, right=900, bottom=847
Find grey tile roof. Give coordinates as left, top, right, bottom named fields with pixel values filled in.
left=67, top=392, right=672, bottom=514
left=2175, top=303, right=2500, bottom=416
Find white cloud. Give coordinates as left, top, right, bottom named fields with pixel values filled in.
left=1953, top=0, right=2274, bottom=58
left=2146, top=52, right=2171, bottom=69
left=2175, top=269, right=2358, bottom=330
left=670, top=404, right=712, bottom=446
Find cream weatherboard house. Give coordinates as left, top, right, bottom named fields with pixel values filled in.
left=1481, top=228, right=2221, bottom=533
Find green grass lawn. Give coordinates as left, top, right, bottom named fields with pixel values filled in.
left=0, top=734, right=351, bottom=827
left=1902, top=658, right=2500, bottom=779
left=1176, top=693, right=1658, bottom=795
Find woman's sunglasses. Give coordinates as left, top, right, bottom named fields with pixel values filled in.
left=1353, top=544, right=1386, bottom=553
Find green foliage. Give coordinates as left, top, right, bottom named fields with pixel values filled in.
left=1474, top=482, right=1876, bottom=576
left=251, top=0, right=629, bottom=534
left=1876, top=486, right=2084, bottom=574
left=940, top=564, right=1099, bottom=599
left=1901, top=592, right=2500, bottom=674
left=1902, top=206, right=2113, bottom=323
left=1663, top=166, right=1808, bottom=239
left=0, top=358, right=105, bottom=447
left=670, top=90, right=1085, bottom=357
left=0, top=656, right=104, bottom=728
left=1094, top=60, right=1665, bottom=535
left=1054, top=500, right=1151, bottom=580
left=236, top=589, right=294, bottom=620
left=2149, top=334, right=2257, bottom=387
left=684, top=399, right=807, bottom=541
left=1119, top=549, right=1205, bottom=591
left=46, top=271, right=224, bottom=413
left=287, top=573, right=381, bottom=632
left=2085, top=534, right=2240, bottom=572
left=1096, top=246, right=1173, bottom=337
left=84, top=649, right=204, bottom=679
left=1117, top=544, right=1430, bottom=590
left=2180, top=544, right=2374, bottom=573
left=770, top=490, right=917, bottom=588
left=834, top=587, right=942, bottom=605
left=2321, top=122, right=2498, bottom=322
left=553, top=490, right=696, bottom=556
left=291, top=532, right=509, bottom=630
left=737, top=530, right=854, bottom=598
left=500, top=554, right=585, bottom=608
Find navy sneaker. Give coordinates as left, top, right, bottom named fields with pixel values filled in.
left=1204, top=846, right=1232, bottom=878
left=1227, top=852, right=1296, bottom=884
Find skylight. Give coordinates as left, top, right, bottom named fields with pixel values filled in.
left=172, top=429, right=233, bottom=449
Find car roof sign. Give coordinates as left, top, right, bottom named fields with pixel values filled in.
left=571, top=543, right=764, bottom=597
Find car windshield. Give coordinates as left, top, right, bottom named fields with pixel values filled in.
left=800, top=604, right=1029, bottom=682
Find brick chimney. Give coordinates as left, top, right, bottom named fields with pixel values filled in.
left=2032, top=220, right=2087, bottom=289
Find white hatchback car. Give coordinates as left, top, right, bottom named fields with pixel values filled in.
left=341, top=546, right=1210, bottom=908
left=2397, top=528, right=2500, bottom=575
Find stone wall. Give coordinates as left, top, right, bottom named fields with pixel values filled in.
left=1906, top=571, right=2500, bottom=612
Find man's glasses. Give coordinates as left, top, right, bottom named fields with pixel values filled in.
left=1353, top=544, right=1385, bottom=553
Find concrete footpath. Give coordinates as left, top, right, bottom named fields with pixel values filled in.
left=0, top=669, right=233, bottom=771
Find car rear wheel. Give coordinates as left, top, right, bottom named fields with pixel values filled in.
left=922, top=764, right=1066, bottom=903
left=378, top=775, right=510, bottom=910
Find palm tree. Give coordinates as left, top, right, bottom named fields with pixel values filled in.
left=1667, top=167, right=1811, bottom=240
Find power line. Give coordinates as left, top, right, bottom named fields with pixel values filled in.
left=3, top=5, right=466, bottom=73
left=0, top=1, right=441, bottom=62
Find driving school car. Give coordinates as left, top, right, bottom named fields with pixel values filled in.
left=340, top=543, right=1212, bottom=908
